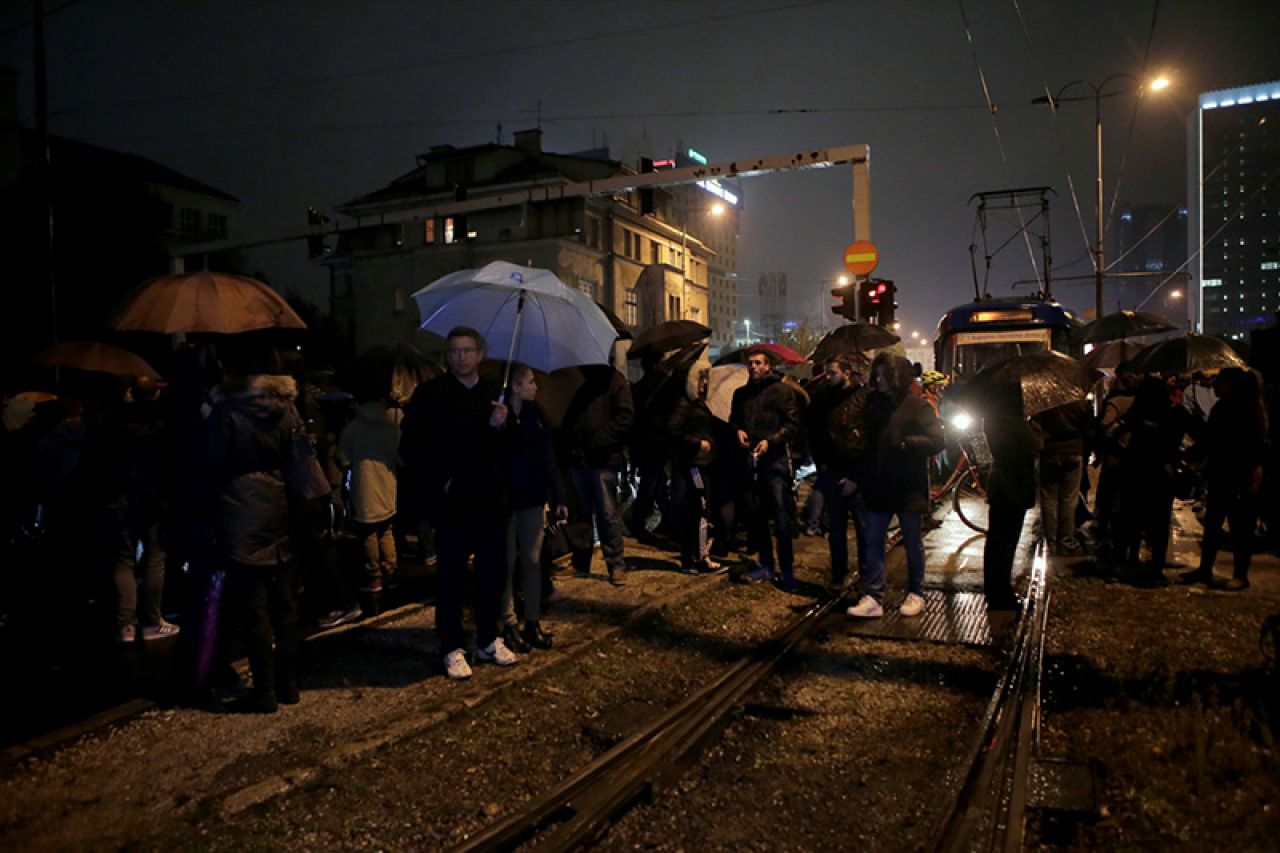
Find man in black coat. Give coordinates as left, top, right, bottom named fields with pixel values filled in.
left=806, top=356, right=869, bottom=590
left=730, top=350, right=802, bottom=589
left=982, top=382, right=1040, bottom=611
left=400, top=327, right=518, bottom=680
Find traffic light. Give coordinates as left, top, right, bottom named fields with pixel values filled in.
left=876, top=279, right=897, bottom=326
left=859, top=282, right=878, bottom=322
left=306, top=206, right=331, bottom=259
left=831, top=283, right=857, bottom=321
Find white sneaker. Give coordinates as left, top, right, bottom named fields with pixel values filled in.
left=900, top=592, right=926, bottom=618
left=443, top=648, right=472, bottom=680
left=476, top=637, right=518, bottom=666
left=846, top=595, right=884, bottom=619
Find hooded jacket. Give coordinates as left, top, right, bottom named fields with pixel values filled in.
left=729, top=371, right=801, bottom=473
left=206, top=374, right=310, bottom=566
left=859, top=354, right=944, bottom=513
left=338, top=400, right=401, bottom=524
left=806, top=380, right=868, bottom=476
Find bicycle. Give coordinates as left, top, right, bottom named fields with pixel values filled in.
left=930, top=429, right=991, bottom=534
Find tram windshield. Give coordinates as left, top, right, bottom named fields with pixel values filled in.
left=942, top=329, right=1053, bottom=381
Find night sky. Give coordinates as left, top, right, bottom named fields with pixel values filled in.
left=4, top=0, right=1278, bottom=342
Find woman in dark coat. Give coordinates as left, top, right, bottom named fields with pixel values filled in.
left=500, top=363, right=566, bottom=650
left=847, top=353, right=944, bottom=619
left=1183, top=368, right=1267, bottom=590
left=983, top=382, right=1040, bottom=610
left=667, top=362, right=721, bottom=574
left=207, top=370, right=327, bottom=713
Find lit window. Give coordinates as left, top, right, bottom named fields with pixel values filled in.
left=425, top=220, right=436, bottom=243
left=444, top=217, right=455, bottom=244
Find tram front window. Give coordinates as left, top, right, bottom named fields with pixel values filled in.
left=951, top=340, right=1048, bottom=381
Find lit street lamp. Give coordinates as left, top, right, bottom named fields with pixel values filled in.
left=1033, top=74, right=1170, bottom=317
left=678, top=199, right=728, bottom=320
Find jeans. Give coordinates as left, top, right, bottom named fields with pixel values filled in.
left=631, top=461, right=669, bottom=535
left=435, top=522, right=507, bottom=654
left=1199, top=484, right=1259, bottom=580
left=670, top=465, right=711, bottom=567
left=748, top=469, right=794, bottom=574
left=570, top=467, right=626, bottom=575
left=1038, top=454, right=1083, bottom=550
left=817, top=471, right=866, bottom=584
left=354, top=517, right=397, bottom=583
left=502, top=506, right=547, bottom=624
left=109, top=501, right=167, bottom=630
left=860, top=507, right=924, bottom=603
left=984, top=502, right=1026, bottom=607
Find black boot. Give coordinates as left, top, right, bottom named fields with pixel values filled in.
left=522, top=620, right=554, bottom=650
left=230, top=690, right=278, bottom=714
left=275, top=682, right=300, bottom=705
left=502, top=622, right=531, bottom=654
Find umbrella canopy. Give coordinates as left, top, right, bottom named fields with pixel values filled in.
left=412, top=260, right=618, bottom=373
left=808, top=323, right=900, bottom=363
left=596, top=302, right=634, bottom=341
left=34, top=341, right=160, bottom=379
left=960, top=351, right=1101, bottom=418
left=706, top=363, right=749, bottom=421
left=714, top=342, right=806, bottom=367
left=627, top=320, right=711, bottom=361
left=1081, top=339, right=1147, bottom=371
left=1117, top=333, right=1247, bottom=376
left=110, top=271, right=307, bottom=334
left=534, top=363, right=623, bottom=431
left=354, top=341, right=442, bottom=404
left=1077, top=310, right=1179, bottom=344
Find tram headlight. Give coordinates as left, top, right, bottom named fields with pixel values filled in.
left=949, top=410, right=974, bottom=432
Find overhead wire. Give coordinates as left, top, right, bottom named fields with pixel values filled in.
left=958, top=0, right=1043, bottom=291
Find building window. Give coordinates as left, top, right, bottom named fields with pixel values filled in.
left=425, top=219, right=436, bottom=244
left=624, top=230, right=633, bottom=258
left=577, top=277, right=599, bottom=300
left=180, top=208, right=201, bottom=234
left=624, top=288, right=639, bottom=326
left=208, top=213, right=228, bottom=239
left=444, top=217, right=456, bottom=244
left=651, top=241, right=660, bottom=264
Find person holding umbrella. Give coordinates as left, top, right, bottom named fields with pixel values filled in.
left=400, top=326, right=519, bottom=680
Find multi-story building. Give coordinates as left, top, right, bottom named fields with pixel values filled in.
left=1114, top=201, right=1188, bottom=326
left=327, top=129, right=713, bottom=354
left=1188, top=80, right=1280, bottom=340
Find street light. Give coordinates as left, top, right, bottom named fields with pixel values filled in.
left=678, top=199, right=728, bottom=320
left=1033, top=73, right=1171, bottom=317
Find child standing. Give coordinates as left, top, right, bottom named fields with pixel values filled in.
left=339, top=395, right=402, bottom=593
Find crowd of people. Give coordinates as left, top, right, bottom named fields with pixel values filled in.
left=1, top=327, right=1273, bottom=715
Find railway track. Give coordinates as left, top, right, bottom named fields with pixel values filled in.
left=455, top=517, right=1050, bottom=853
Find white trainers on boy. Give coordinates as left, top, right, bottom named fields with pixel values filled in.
left=476, top=637, right=518, bottom=666
left=443, top=648, right=473, bottom=680
left=899, top=592, right=926, bottom=618
left=846, top=595, right=884, bottom=619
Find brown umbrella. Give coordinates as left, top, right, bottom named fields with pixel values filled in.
left=110, top=271, right=306, bottom=334
left=34, top=341, right=160, bottom=379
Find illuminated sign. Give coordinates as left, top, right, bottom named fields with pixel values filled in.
left=696, top=179, right=739, bottom=205
left=972, top=310, right=1034, bottom=323
left=687, top=148, right=708, bottom=165
left=652, top=158, right=675, bottom=168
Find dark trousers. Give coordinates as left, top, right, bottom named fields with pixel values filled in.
left=709, top=463, right=744, bottom=557
left=230, top=559, right=299, bottom=697
left=1199, top=486, right=1258, bottom=580
left=570, top=467, right=626, bottom=575
left=435, top=522, right=506, bottom=653
left=984, top=501, right=1026, bottom=607
left=671, top=465, right=711, bottom=567
left=748, top=469, right=795, bottom=574
left=1120, top=485, right=1173, bottom=568
left=818, top=472, right=867, bottom=584
left=109, top=500, right=167, bottom=630
left=631, top=460, right=669, bottom=535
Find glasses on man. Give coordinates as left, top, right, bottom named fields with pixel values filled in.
left=446, top=346, right=479, bottom=356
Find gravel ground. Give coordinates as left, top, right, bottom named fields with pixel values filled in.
left=3, top=497, right=1276, bottom=851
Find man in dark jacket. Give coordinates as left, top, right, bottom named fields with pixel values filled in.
left=806, top=356, right=869, bottom=590
left=400, top=327, right=518, bottom=680
left=1033, top=400, right=1092, bottom=555
left=560, top=365, right=635, bottom=586
left=847, top=353, right=944, bottom=618
left=982, top=382, right=1040, bottom=610
left=730, top=350, right=802, bottom=588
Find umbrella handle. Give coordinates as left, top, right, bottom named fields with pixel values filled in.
left=498, top=289, right=528, bottom=404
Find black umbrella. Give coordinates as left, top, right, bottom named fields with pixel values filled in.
left=1080, top=339, right=1146, bottom=371
left=808, top=323, right=900, bottom=363
left=1116, top=333, right=1246, bottom=376
left=354, top=341, right=442, bottom=404
left=960, top=351, right=1101, bottom=418
left=627, top=320, right=711, bottom=361
left=1077, top=310, right=1179, bottom=344
left=596, top=302, right=633, bottom=341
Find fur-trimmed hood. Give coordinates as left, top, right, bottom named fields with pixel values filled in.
left=211, top=374, right=298, bottom=420
left=870, top=352, right=916, bottom=402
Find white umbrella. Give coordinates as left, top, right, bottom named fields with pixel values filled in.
left=706, top=363, right=749, bottom=422
left=412, top=261, right=618, bottom=388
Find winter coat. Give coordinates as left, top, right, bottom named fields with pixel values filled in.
left=806, top=381, right=868, bottom=476
left=1203, top=387, right=1267, bottom=493
left=85, top=397, right=176, bottom=512
left=985, top=415, right=1040, bottom=510
left=560, top=367, right=634, bottom=469
left=729, top=372, right=801, bottom=474
left=668, top=396, right=718, bottom=468
left=206, top=374, right=316, bottom=567
left=508, top=401, right=565, bottom=511
left=859, top=354, right=945, bottom=514
left=1034, top=399, right=1092, bottom=460
left=629, top=370, right=683, bottom=465
left=338, top=401, right=401, bottom=524
left=400, top=372, right=514, bottom=527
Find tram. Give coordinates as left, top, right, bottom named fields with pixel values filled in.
left=934, top=296, right=1083, bottom=381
